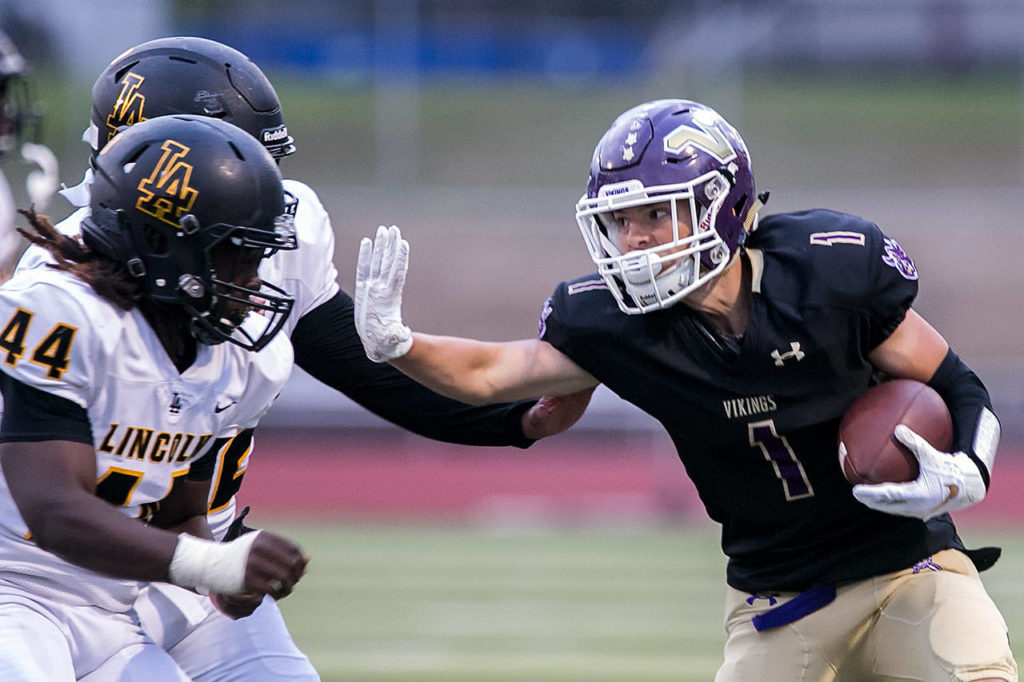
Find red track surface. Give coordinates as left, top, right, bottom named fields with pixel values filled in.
left=238, top=431, right=1024, bottom=526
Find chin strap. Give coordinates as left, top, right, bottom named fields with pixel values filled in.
left=743, top=190, right=771, bottom=232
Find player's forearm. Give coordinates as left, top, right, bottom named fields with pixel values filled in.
left=393, top=333, right=585, bottom=405
left=292, top=290, right=536, bottom=446
left=388, top=333, right=508, bottom=404
left=28, top=488, right=181, bottom=581
left=926, top=348, right=999, bottom=488
left=148, top=478, right=216, bottom=538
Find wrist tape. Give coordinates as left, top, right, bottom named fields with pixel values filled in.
left=168, top=530, right=262, bottom=596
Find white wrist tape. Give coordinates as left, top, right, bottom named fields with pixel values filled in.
left=168, top=530, right=262, bottom=596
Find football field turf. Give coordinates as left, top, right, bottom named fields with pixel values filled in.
left=268, top=520, right=1024, bottom=681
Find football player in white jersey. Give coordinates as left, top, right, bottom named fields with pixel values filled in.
left=0, top=115, right=309, bottom=680
left=22, top=37, right=590, bottom=681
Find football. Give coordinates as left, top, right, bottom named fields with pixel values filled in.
left=838, top=379, right=953, bottom=485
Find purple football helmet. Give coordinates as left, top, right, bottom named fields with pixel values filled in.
left=575, top=99, right=759, bottom=314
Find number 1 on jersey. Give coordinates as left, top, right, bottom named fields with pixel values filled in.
left=749, top=419, right=815, bottom=501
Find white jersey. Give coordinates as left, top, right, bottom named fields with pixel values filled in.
left=268, top=179, right=340, bottom=334
left=0, top=265, right=293, bottom=613
left=14, top=177, right=338, bottom=539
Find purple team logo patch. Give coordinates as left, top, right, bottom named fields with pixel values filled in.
left=538, top=297, right=553, bottom=338
left=881, top=237, right=918, bottom=280
left=911, top=556, right=943, bottom=574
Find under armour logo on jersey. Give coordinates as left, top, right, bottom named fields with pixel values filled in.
left=169, top=392, right=183, bottom=415
left=770, top=342, right=805, bottom=366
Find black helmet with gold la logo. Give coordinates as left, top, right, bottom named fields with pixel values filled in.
left=81, top=115, right=297, bottom=352
left=89, top=36, right=294, bottom=159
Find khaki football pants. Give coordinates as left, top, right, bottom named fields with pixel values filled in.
left=716, top=549, right=1017, bottom=681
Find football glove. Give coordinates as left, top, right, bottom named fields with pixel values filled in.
left=851, top=424, right=986, bottom=521
left=223, top=506, right=256, bottom=541
left=355, top=225, right=413, bottom=363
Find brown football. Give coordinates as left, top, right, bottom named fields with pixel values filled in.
left=838, top=379, right=953, bottom=485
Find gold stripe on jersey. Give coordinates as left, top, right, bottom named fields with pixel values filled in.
left=208, top=430, right=255, bottom=513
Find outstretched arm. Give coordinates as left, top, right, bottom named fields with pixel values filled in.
left=393, top=333, right=597, bottom=404
left=292, top=289, right=592, bottom=444
left=354, top=225, right=599, bottom=405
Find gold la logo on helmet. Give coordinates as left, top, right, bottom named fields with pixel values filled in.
left=136, top=140, right=199, bottom=226
left=105, top=72, right=148, bottom=142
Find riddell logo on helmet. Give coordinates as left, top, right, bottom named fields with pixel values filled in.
left=262, top=126, right=289, bottom=143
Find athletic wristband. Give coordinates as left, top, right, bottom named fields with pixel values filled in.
left=168, top=530, right=262, bottom=596
left=927, top=349, right=998, bottom=488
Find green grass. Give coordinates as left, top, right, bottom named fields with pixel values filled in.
left=266, top=520, right=1024, bottom=682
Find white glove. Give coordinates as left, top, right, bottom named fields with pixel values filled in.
left=852, top=424, right=986, bottom=520
left=354, top=225, right=413, bottom=363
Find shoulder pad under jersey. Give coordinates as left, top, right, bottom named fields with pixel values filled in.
left=261, top=179, right=340, bottom=332
left=0, top=267, right=123, bottom=408
left=751, top=210, right=918, bottom=312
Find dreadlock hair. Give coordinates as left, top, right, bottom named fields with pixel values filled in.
left=16, top=208, right=198, bottom=369
left=16, top=208, right=142, bottom=310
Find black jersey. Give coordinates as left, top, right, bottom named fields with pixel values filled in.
left=540, top=209, right=960, bottom=592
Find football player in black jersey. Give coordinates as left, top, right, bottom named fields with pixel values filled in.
left=354, top=99, right=1015, bottom=680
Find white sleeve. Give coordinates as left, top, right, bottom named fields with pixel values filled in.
left=264, top=179, right=340, bottom=336
left=0, top=270, right=110, bottom=408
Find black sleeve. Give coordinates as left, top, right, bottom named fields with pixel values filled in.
left=290, top=290, right=536, bottom=448
left=185, top=435, right=230, bottom=482
left=927, top=348, right=995, bottom=489
left=861, top=227, right=918, bottom=351
left=0, top=372, right=93, bottom=444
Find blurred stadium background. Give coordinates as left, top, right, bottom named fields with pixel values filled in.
left=3, top=0, right=1024, bottom=679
